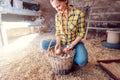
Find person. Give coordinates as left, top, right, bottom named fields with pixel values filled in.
left=41, top=0, right=88, bottom=67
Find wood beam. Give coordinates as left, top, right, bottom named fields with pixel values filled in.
left=0, top=13, right=8, bottom=46
left=1, top=7, right=40, bottom=16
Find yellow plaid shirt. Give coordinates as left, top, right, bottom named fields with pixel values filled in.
left=55, top=6, right=85, bottom=45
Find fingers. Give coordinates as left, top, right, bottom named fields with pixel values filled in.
left=67, top=46, right=73, bottom=50
left=63, top=44, right=74, bottom=53
left=55, top=44, right=61, bottom=55
left=55, top=45, right=57, bottom=50
left=55, top=44, right=61, bottom=50
left=63, top=48, right=69, bottom=53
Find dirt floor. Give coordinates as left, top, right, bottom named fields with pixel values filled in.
left=0, top=32, right=120, bottom=80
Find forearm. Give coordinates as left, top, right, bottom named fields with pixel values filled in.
left=71, top=37, right=82, bottom=46
left=67, top=37, right=82, bottom=50
left=56, top=36, right=61, bottom=45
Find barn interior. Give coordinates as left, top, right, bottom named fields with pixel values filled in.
left=0, top=0, right=120, bottom=80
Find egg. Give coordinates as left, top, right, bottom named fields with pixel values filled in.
left=55, top=49, right=61, bottom=54
left=63, top=48, right=69, bottom=53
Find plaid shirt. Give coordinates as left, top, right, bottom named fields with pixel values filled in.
left=55, top=6, right=85, bottom=45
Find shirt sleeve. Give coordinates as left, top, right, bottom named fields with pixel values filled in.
left=77, top=12, right=86, bottom=38
left=55, top=14, right=61, bottom=36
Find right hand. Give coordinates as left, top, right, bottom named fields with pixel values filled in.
left=55, top=43, right=61, bottom=51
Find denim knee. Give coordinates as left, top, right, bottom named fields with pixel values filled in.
left=41, top=40, right=49, bottom=50
left=74, top=42, right=88, bottom=67
left=74, top=57, right=88, bottom=67
left=41, top=39, right=56, bottom=50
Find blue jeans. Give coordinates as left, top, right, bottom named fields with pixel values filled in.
left=41, top=39, right=88, bottom=67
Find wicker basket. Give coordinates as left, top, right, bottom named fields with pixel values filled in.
left=47, top=47, right=75, bottom=75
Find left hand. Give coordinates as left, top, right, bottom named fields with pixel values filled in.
left=67, top=37, right=82, bottom=50
left=67, top=44, right=75, bottom=50
left=63, top=43, right=75, bottom=53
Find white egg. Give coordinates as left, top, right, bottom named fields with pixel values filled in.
left=55, top=49, right=61, bottom=54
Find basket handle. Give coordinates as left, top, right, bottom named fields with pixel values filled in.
left=47, top=39, right=54, bottom=51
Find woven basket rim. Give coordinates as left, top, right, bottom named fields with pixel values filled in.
left=48, top=46, right=75, bottom=60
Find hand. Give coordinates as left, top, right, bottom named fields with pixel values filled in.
left=67, top=44, right=75, bottom=50
left=55, top=43, right=61, bottom=51
left=63, top=48, right=69, bottom=53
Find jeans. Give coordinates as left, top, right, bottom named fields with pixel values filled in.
left=41, top=39, right=88, bottom=67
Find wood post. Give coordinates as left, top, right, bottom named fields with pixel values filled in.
left=0, top=13, right=8, bottom=46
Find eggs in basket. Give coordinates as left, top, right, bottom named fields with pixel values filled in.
left=49, top=47, right=72, bottom=59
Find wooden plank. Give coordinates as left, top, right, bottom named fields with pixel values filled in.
left=90, top=12, right=120, bottom=15
left=91, top=6, right=120, bottom=9
left=87, top=27, right=120, bottom=30
left=99, top=62, right=120, bottom=80
left=1, top=7, right=40, bottom=16
left=97, top=59, right=120, bottom=63
left=23, top=1, right=38, bottom=4
left=87, top=20, right=120, bottom=23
